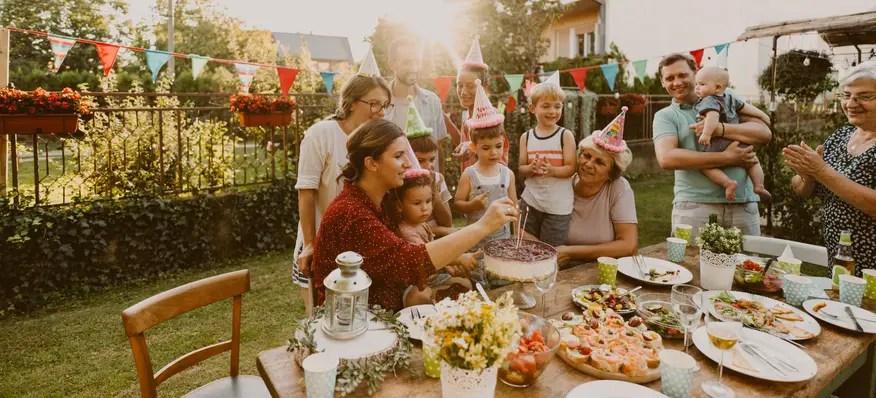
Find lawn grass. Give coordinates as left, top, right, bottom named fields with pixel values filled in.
left=0, top=173, right=675, bottom=397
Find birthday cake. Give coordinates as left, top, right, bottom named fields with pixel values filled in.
left=484, top=238, right=557, bottom=282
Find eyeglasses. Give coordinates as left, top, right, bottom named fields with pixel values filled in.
left=358, top=100, right=394, bottom=113
left=839, top=93, right=876, bottom=103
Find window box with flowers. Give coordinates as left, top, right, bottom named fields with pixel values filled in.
left=230, top=94, right=297, bottom=127
left=0, top=87, right=92, bottom=135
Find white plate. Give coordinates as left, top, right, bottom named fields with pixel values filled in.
left=566, top=380, right=668, bottom=398
left=618, top=256, right=693, bottom=285
left=692, top=326, right=817, bottom=382
left=802, top=299, right=876, bottom=334
left=693, top=290, right=821, bottom=340
left=396, top=304, right=436, bottom=341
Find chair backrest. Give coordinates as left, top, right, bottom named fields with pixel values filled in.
left=121, top=270, right=250, bottom=398
left=742, top=235, right=829, bottom=267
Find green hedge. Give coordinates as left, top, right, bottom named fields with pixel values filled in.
left=0, top=180, right=298, bottom=316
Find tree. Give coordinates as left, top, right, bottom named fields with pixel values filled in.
left=0, top=0, right=130, bottom=89
left=462, top=0, right=566, bottom=74
left=758, top=50, right=835, bottom=103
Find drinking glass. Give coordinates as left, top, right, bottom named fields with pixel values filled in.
left=534, top=261, right=558, bottom=317
left=671, top=284, right=702, bottom=351
left=701, top=320, right=741, bottom=398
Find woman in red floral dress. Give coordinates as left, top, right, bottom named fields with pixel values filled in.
left=309, top=119, right=518, bottom=311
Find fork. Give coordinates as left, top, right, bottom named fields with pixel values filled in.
left=739, top=342, right=788, bottom=376
left=820, top=309, right=876, bottom=323
left=740, top=341, right=799, bottom=372
left=633, top=254, right=647, bottom=278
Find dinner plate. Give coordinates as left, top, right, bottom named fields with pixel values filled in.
left=570, top=284, right=637, bottom=315
left=565, top=380, right=668, bottom=398
left=396, top=304, right=436, bottom=341
left=693, top=290, right=821, bottom=340
left=802, top=299, right=876, bottom=334
left=692, top=326, right=817, bottom=382
left=618, top=256, right=693, bottom=285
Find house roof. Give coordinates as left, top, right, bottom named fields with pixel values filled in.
left=272, top=32, right=354, bottom=63
left=737, top=11, right=876, bottom=47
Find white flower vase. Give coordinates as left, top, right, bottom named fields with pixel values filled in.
left=699, top=248, right=738, bottom=290
left=440, top=362, right=499, bottom=398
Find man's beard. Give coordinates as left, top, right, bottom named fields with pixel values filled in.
left=399, top=72, right=418, bottom=86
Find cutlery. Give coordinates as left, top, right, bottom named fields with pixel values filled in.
left=476, top=282, right=493, bottom=304
left=739, top=343, right=787, bottom=376
left=620, top=286, right=643, bottom=297
left=632, top=255, right=646, bottom=278
left=845, top=306, right=865, bottom=332
left=741, top=340, right=799, bottom=373
left=820, top=309, right=876, bottom=323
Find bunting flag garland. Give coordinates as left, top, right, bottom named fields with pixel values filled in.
left=506, top=96, right=516, bottom=114
left=714, top=44, right=730, bottom=69
left=234, top=63, right=259, bottom=93
left=432, top=76, right=452, bottom=103
left=145, top=50, right=172, bottom=82
left=48, top=34, right=76, bottom=73
left=689, top=48, right=705, bottom=68
left=714, top=43, right=729, bottom=56
left=632, top=60, right=647, bottom=81
left=569, top=68, right=588, bottom=91
left=95, top=43, right=120, bottom=76
left=600, top=63, right=619, bottom=91
left=505, top=74, right=524, bottom=93
left=320, top=71, right=336, bottom=94
left=190, top=55, right=209, bottom=79
left=277, top=67, right=299, bottom=96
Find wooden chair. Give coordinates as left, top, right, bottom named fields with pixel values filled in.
left=121, top=270, right=270, bottom=398
left=742, top=235, right=830, bottom=268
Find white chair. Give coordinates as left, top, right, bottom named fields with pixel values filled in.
left=742, top=235, right=829, bottom=268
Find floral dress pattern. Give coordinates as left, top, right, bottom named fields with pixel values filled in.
left=815, top=124, right=876, bottom=275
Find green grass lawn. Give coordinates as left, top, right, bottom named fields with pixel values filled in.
left=0, top=173, right=675, bottom=397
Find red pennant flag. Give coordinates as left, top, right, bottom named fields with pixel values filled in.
left=506, top=96, right=516, bottom=114
left=689, top=48, right=705, bottom=68
left=95, top=43, right=120, bottom=77
left=569, top=68, right=588, bottom=91
left=277, top=67, right=299, bottom=96
left=433, top=76, right=452, bottom=104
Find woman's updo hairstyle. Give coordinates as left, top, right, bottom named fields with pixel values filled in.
left=340, top=119, right=405, bottom=182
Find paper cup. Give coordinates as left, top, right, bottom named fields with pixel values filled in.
left=666, top=237, right=687, bottom=263
left=862, top=269, right=876, bottom=300
left=839, top=274, right=867, bottom=307
left=776, top=257, right=802, bottom=275
left=782, top=274, right=812, bottom=306
left=674, top=224, right=693, bottom=244
left=659, top=349, right=698, bottom=398
left=422, top=336, right=441, bottom=378
left=597, top=257, right=619, bottom=287
left=303, top=352, right=339, bottom=398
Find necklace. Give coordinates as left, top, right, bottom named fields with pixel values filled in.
left=848, top=128, right=876, bottom=154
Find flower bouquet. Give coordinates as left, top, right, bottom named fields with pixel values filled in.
left=696, top=223, right=743, bottom=290
left=424, top=291, right=521, bottom=398
left=230, top=94, right=296, bottom=127
left=0, top=87, right=92, bottom=134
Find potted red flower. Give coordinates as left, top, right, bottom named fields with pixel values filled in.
left=230, top=94, right=297, bottom=127
left=0, top=87, right=92, bottom=134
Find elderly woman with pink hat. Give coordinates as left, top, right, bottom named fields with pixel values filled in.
left=556, top=109, right=639, bottom=267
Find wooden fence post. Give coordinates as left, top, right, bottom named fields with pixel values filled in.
left=0, top=27, right=9, bottom=197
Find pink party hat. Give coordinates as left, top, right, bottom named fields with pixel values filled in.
left=593, top=106, right=628, bottom=152
left=465, top=79, right=504, bottom=129
left=461, top=36, right=488, bottom=70
left=403, top=168, right=431, bottom=179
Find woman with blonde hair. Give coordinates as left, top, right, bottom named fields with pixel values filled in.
left=293, top=75, right=392, bottom=313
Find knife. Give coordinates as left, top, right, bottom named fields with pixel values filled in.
left=845, top=306, right=865, bottom=332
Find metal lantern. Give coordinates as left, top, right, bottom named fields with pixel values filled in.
left=322, top=251, right=372, bottom=339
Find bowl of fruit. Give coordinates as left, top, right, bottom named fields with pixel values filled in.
left=734, top=257, right=784, bottom=293
left=498, top=312, right=561, bottom=388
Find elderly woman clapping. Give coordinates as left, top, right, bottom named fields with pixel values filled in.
left=784, top=61, right=876, bottom=276
left=556, top=129, right=639, bottom=267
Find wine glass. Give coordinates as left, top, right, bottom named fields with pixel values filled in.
left=702, top=320, right=742, bottom=398
left=533, top=261, right=558, bottom=317
left=671, top=284, right=703, bottom=350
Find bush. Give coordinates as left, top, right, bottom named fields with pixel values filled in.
left=0, top=180, right=298, bottom=316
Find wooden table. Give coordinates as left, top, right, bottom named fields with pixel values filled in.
left=257, top=243, right=876, bottom=397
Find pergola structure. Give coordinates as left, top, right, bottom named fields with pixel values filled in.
left=737, top=11, right=876, bottom=106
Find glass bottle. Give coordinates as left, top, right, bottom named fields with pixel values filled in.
left=833, top=230, right=856, bottom=275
